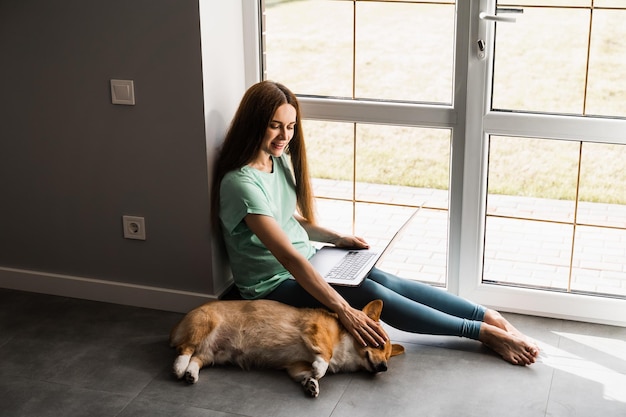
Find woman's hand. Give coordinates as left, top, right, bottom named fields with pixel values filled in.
left=337, top=305, right=388, bottom=348
left=246, top=214, right=384, bottom=346
left=330, top=235, right=370, bottom=249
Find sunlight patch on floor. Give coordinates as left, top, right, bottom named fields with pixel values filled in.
left=539, top=332, right=626, bottom=404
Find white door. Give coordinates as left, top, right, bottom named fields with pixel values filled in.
left=460, top=0, right=626, bottom=325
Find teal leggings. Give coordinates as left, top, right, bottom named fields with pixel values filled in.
left=265, top=268, right=486, bottom=340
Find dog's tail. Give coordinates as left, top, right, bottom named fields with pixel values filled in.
left=169, top=308, right=214, bottom=351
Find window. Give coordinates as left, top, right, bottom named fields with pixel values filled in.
left=263, top=0, right=457, bottom=287
left=258, top=0, right=626, bottom=323
left=485, top=138, right=626, bottom=298
left=263, top=0, right=456, bottom=103
left=493, top=1, right=626, bottom=117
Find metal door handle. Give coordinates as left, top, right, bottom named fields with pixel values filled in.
left=479, top=12, right=516, bottom=23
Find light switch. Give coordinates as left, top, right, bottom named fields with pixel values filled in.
left=110, top=79, right=135, bottom=105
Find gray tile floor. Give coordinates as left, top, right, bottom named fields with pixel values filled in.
left=1, top=288, right=625, bottom=417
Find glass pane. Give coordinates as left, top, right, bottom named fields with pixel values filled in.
left=577, top=142, right=626, bottom=228
left=585, top=10, right=626, bottom=118
left=376, top=208, right=448, bottom=286
left=355, top=125, right=450, bottom=208
left=305, top=120, right=354, bottom=201
left=571, top=226, right=626, bottom=297
left=315, top=198, right=354, bottom=238
left=354, top=203, right=417, bottom=251
left=264, top=1, right=353, bottom=97
left=492, top=7, right=589, bottom=114
left=314, top=201, right=448, bottom=286
left=487, top=137, right=579, bottom=223
left=355, top=2, right=454, bottom=103
left=265, top=0, right=455, bottom=103
left=397, top=0, right=455, bottom=3
left=595, top=0, right=626, bottom=7
left=315, top=198, right=354, bottom=240
left=483, top=217, right=572, bottom=290
left=498, top=1, right=590, bottom=6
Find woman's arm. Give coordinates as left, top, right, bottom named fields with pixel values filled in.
left=244, top=213, right=387, bottom=347
left=293, top=213, right=370, bottom=249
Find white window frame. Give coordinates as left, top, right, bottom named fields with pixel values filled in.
left=242, top=0, right=626, bottom=327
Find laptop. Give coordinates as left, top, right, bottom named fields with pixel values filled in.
left=306, top=208, right=420, bottom=286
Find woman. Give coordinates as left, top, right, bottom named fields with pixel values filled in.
left=211, top=80, right=539, bottom=366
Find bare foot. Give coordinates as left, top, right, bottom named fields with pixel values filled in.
left=479, top=323, right=538, bottom=366
left=484, top=309, right=540, bottom=355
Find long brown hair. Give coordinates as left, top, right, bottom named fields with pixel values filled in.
left=210, top=81, right=316, bottom=230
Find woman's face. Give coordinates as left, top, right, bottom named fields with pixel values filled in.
left=260, top=103, right=297, bottom=159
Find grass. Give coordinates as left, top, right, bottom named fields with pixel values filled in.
left=266, top=1, right=626, bottom=205
left=303, top=121, right=451, bottom=190
left=488, top=137, right=626, bottom=205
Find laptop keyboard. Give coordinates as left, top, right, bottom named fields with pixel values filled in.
left=325, top=251, right=377, bottom=280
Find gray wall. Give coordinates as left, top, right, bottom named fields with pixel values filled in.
left=0, top=0, right=225, bottom=299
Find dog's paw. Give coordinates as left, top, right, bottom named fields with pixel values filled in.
left=173, top=355, right=191, bottom=379
left=311, top=357, right=329, bottom=379
left=185, top=370, right=198, bottom=384
left=303, top=377, right=319, bottom=398
left=184, top=361, right=200, bottom=384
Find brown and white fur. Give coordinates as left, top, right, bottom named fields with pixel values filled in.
left=170, top=299, right=404, bottom=397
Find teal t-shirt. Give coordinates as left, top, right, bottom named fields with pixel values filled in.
left=219, top=154, right=315, bottom=299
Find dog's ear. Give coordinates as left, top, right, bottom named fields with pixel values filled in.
left=362, top=299, right=383, bottom=321
left=391, top=344, right=405, bottom=357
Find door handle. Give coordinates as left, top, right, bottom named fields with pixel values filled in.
left=477, top=7, right=522, bottom=59
left=479, top=12, right=516, bottom=23
left=479, top=7, right=523, bottom=23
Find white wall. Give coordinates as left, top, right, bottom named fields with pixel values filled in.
left=199, top=0, right=257, bottom=300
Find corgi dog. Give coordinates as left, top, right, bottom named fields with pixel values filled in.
left=170, top=299, right=404, bottom=397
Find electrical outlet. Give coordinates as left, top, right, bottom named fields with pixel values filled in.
left=122, top=215, right=146, bottom=240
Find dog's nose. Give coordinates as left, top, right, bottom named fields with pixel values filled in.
left=375, top=362, right=388, bottom=373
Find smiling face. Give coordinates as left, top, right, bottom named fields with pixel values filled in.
left=250, top=103, right=297, bottom=171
